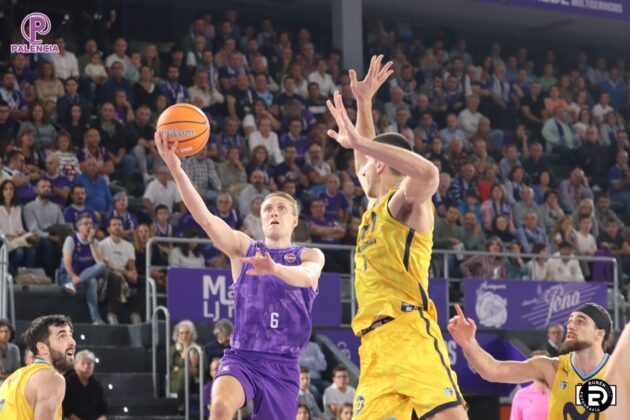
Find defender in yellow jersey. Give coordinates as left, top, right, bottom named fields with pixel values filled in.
left=449, top=303, right=613, bottom=420
left=327, top=55, right=467, bottom=419
left=0, top=315, right=75, bottom=419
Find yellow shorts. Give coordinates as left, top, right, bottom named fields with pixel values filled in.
left=353, top=310, right=465, bottom=419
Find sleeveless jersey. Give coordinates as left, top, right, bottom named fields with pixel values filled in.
left=352, top=186, right=435, bottom=335
left=0, top=361, right=62, bottom=420
left=59, top=233, right=96, bottom=277
left=549, top=352, right=610, bottom=420
left=230, top=241, right=317, bottom=358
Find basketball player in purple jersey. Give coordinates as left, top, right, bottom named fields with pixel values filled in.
left=155, top=132, right=325, bottom=420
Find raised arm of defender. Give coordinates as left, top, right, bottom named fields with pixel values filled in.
left=351, top=55, right=393, bottom=198
left=448, top=305, right=558, bottom=387
left=155, top=132, right=250, bottom=259
left=327, top=92, right=439, bottom=206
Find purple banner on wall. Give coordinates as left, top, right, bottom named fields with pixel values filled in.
left=429, top=277, right=449, bottom=327
left=478, top=0, right=629, bottom=20
left=463, top=279, right=608, bottom=329
left=167, top=268, right=341, bottom=326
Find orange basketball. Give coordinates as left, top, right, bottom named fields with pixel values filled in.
left=156, top=103, right=210, bottom=157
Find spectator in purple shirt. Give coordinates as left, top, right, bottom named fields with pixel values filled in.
left=64, top=184, right=100, bottom=230
left=319, top=174, right=349, bottom=222
left=275, top=76, right=305, bottom=108
left=43, top=154, right=72, bottom=207
left=103, top=192, right=139, bottom=241
left=279, top=118, right=309, bottom=158
left=274, top=145, right=309, bottom=192
left=558, top=168, right=594, bottom=213
left=306, top=198, right=347, bottom=272
left=210, top=192, right=242, bottom=230
left=3, top=150, right=37, bottom=203
left=607, top=150, right=630, bottom=221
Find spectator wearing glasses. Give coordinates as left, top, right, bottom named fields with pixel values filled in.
left=58, top=213, right=106, bottom=324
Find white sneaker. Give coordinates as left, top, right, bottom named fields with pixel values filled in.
left=63, top=283, right=76, bottom=295
left=107, top=313, right=119, bottom=325
left=92, top=319, right=105, bottom=325
left=130, top=312, right=142, bottom=324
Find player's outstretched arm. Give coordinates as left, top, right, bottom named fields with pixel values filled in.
left=327, top=92, right=439, bottom=204
left=31, top=370, right=65, bottom=420
left=448, top=305, right=555, bottom=386
left=241, top=247, right=324, bottom=290
left=155, top=131, right=250, bottom=259
left=350, top=55, right=393, bottom=197
left=603, top=321, right=630, bottom=420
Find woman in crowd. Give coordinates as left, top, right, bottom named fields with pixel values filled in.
left=538, top=190, right=564, bottom=234
left=170, top=320, right=205, bottom=412
left=20, top=102, right=57, bottom=150
left=481, top=183, right=515, bottom=233
left=0, top=180, right=36, bottom=273
left=533, top=170, right=553, bottom=205
left=61, top=104, right=89, bottom=149
left=34, top=61, right=64, bottom=114
left=168, top=229, right=206, bottom=269
left=459, top=236, right=506, bottom=279
left=51, top=131, right=81, bottom=179
left=551, top=215, right=578, bottom=252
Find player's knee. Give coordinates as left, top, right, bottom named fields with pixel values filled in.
left=210, top=399, right=236, bottom=420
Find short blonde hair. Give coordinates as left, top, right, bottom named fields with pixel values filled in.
left=263, top=192, right=300, bottom=216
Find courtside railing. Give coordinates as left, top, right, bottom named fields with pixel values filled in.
left=151, top=305, right=170, bottom=399
left=0, top=235, right=15, bottom=327
left=144, top=238, right=623, bottom=331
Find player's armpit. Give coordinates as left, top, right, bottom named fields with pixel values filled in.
left=31, top=370, right=65, bottom=420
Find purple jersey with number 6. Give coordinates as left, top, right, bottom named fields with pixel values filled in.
left=230, top=241, right=317, bottom=358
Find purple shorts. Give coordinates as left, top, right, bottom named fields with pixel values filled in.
left=215, top=348, right=300, bottom=420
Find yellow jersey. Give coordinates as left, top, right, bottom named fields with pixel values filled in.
left=352, top=186, right=435, bottom=335
left=0, top=361, right=63, bottom=420
left=549, top=352, right=610, bottom=420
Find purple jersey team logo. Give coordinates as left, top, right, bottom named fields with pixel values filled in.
left=11, top=12, right=60, bottom=54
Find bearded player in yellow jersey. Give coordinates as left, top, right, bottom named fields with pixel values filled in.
left=327, top=55, right=467, bottom=419
left=449, top=303, right=613, bottom=420
left=0, top=315, right=76, bottom=419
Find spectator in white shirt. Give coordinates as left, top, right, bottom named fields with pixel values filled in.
left=525, top=244, right=552, bottom=280
left=143, top=165, right=184, bottom=218
left=575, top=216, right=597, bottom=256
left=457, top=95, right=482, bottom=139
left=547, top=241, right=584, bottom=281
left=99, top=217, right=138, bottom=325
left=592, top=92, right=614, bottom=126
left=105, top=38, right=131, bottom=72
left=307, top=58, right=335, bottom=98
left=248, top=117, right=283, bottom=165
left=50, top=36, right=79, bottom=80
left=188, top=70, right=224, bottom=113
left=168, top=230, right=205, bottom=268
left=323, top=365, right=355, bottom=419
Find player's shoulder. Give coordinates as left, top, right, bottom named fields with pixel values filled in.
left=27, top=366, right=65, bottom=393
left=300, top=246, right=325, bottom=262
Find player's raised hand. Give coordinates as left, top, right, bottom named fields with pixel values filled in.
left=327, top=91, right=363, bottom=150
left=447, top=304, right=477, bottom=347
left=349, top=55, right=393, bottom=102
left=241, top=252, right=277, bottom=276
left=155, top=130, right=181, bottom=170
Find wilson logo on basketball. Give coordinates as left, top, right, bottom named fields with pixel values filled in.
left=162, top=128, right=195, bottom=138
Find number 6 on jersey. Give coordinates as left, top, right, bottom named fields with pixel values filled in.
left=270, top=312, right=279, bottom=329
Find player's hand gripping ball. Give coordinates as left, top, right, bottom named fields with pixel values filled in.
left=156, top=103, right=210, bottom=157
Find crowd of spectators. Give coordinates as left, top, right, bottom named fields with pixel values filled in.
left=2, top=7, right=630, bottom=326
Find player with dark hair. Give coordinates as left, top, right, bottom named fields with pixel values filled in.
left=327, top=55, right=467, bottom=419
left=0, top=315, right=75, bottom=419
left=449, top=303, right=613, bottom=419
left=156, top=132, right=325, bottom=420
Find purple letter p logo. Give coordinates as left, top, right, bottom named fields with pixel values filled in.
left=21, top=13, right=51, bottom=44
